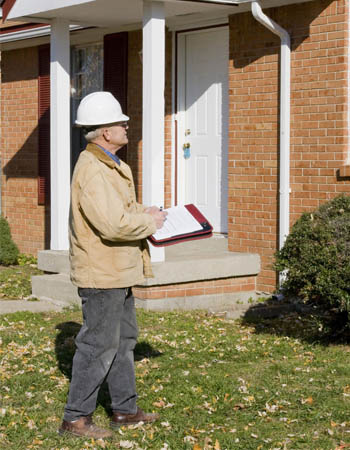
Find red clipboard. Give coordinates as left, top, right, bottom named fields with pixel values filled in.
left=148, top=204, right=213, bottom=247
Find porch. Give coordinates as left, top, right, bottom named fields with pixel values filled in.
left=1, top=0, right=306, bottom=295
left=32, top=236, right=260, bottom=316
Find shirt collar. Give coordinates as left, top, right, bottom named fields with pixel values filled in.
left=96, top=144, right=121, bottom=165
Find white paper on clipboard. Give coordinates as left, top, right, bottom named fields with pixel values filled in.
left=152, top=205, right=201, bottom=241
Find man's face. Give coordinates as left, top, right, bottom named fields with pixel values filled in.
left=105, top=121, right=129, bottom=150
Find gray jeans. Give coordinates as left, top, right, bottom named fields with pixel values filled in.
left=63, top=287, right=138, bottom=422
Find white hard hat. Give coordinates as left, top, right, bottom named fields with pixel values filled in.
left=75, top=91, right=129, bottom=127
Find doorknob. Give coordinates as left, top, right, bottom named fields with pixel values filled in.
left=185, top=129, right=191, bottom=136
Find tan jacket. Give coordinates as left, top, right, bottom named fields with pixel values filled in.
left=69, top=143, right=156, bottom=288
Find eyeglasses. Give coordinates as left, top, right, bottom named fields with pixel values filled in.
left=116, top=122, right=129, bottom=129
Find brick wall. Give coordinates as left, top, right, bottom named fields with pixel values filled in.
left=228, top=0, right=349, bottom=292
left=0, top=47, right=48, bottom=255
left=133, top=275, right=256, bottom=300
left=127, top=29, right=172, bottom=206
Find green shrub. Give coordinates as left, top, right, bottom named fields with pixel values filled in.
left=17, top=253, right=37, bottom=266
left=275, top=195, right=350, bottom=313
left=0, top=216, right=19, bottom=266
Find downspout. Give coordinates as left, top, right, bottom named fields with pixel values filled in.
left=250, top=1, right=291, bottom=286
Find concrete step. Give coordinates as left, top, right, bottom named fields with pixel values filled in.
left=38, top=250, right=70, bottom=274
left=33, top=235, right=261, bottom=311
left=37, top=239, right=259, bottom=287
left=165, top=233, right=228, bottom=257
left=144, top=251, right=259, bottom=286
left=37, top=235, right=231, bottom=275
left=31, top=273, right=80, bottom=306
left=32, top=272, right=260, bottom=316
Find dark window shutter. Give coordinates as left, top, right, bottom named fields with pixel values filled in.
left=104, top=32, right=128, bottom=162
left=38, top=45, right=50, bottom=205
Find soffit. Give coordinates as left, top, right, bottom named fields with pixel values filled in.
left=4, top=0, right=315, bottom=27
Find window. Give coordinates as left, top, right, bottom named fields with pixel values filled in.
left=71, top=44, right=104, bottom=168
left=71, top=43, right=104, bottom=108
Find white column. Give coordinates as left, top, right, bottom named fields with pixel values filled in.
left=50, top=18, right=71, bottom=250
left=142, top=1, right=165, bottom=262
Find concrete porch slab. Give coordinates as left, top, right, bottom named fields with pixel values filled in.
left=37, top=249, right=70, bottom=274
left=144, top=251, right=259, bottom=286
left=32, top=235, right=261, bottom=313
left=32, top=273, right=80, bottom=305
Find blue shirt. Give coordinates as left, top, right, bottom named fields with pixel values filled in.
left=96, top=144, right=121, bottom=165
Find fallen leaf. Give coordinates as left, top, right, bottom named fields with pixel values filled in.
left=153, top=400, right=166, bottom=408
left=301, top=397, right=313, bottom=405
left=214, top=439, right=221, bottom=450
left=331, top=420, right=338, bottom=427
left=234, top=403, right=245, bottom=410
left=26, top=420, right=37, bottom=430
left=184, top=436, right=196, bottom=444
left=119, top=440, right=135, bottom=448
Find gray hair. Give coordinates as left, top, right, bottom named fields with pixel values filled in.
left=83, top=127, right=103, bottom=143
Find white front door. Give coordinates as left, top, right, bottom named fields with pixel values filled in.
left=177, top=27, right=228, bottom=232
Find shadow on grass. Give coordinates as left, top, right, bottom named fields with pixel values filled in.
left=54, top=321, right=162, bottom=415
left=241, top=297, right=350, bottom=346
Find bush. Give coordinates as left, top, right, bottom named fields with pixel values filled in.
left=0, top=216, right=19, bottom=266
left=275, top=195, right=350, bottom=314
left=17, top=253, right=37, bottom=266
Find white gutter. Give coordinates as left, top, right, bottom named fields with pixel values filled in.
left=0, top=24, right=82, bottom=44
left=251, top=1, right=290, bottom=282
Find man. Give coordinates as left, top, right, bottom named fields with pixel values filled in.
left=59, top=91, right=167, bottom=439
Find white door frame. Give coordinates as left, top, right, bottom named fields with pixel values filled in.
left=175, top=25, right=229, bottom=226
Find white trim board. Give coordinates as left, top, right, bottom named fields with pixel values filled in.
left=167, top=12, right=229, bottom=30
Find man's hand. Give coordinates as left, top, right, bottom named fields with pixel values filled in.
left=145, top=206, right=168, bottom=229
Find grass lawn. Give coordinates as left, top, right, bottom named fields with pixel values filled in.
left=1, top=306, right=350, bottom=449
left=0, top=261, right=42, bottom=299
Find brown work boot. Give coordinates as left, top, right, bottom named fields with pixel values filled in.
left=111, top=407, right=159, bottom=427
left=59, top=415, right=113, bottom=439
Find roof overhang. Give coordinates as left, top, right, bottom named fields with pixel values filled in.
left=2, top=0, right=314, bottom=28
left=2, top=0, right=237, bottom=25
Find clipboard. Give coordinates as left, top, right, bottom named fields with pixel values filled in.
left=148, top=204, right=213, bottom=247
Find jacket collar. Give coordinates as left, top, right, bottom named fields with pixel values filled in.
left=86, top=143, right=116, bottom=168
left=86, top=143, right=131, bottom=179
